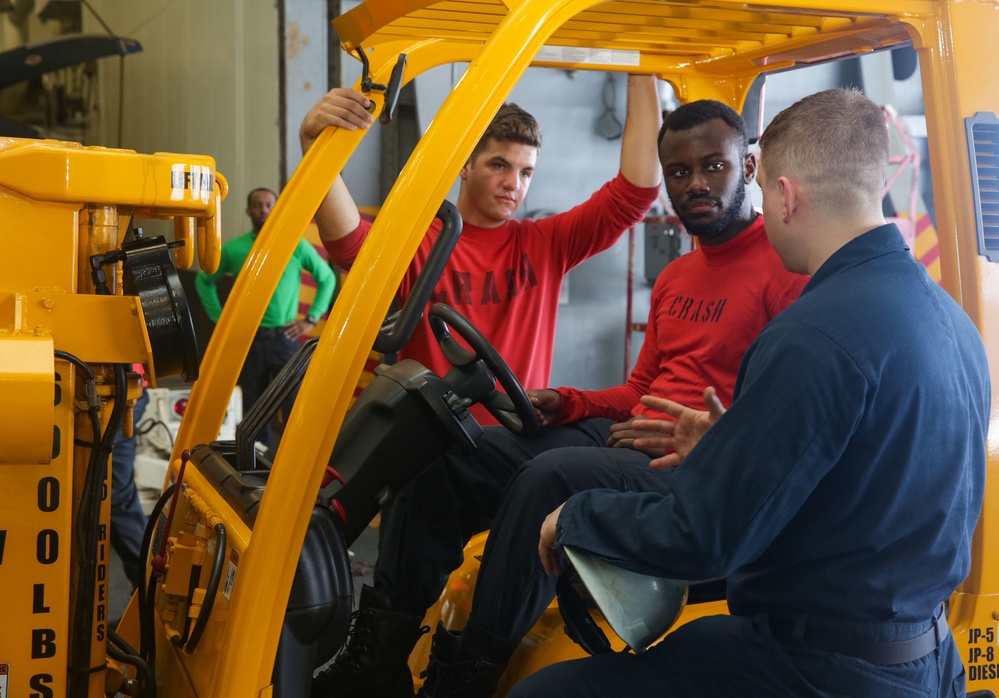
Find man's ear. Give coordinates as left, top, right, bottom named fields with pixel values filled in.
left=778, top=175, right=798, bottom=224
left=743, top=152, right=758, bottom=184
left=459, top=158, right=472, bottom=181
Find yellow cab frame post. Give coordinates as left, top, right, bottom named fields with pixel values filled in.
left=906, top=1, right=999, bottom=684
left=197, top=1, right=638, bottom=693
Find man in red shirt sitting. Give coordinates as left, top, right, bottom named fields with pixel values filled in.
left=300, top=76, right=663, bottom=426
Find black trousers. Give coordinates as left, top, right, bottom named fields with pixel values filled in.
left=239, top=327, right=300, bottom=447
left=374, top=418, right=675, bottom=655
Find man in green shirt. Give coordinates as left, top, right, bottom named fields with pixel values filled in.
left=195, top=187, right=337, bottom=447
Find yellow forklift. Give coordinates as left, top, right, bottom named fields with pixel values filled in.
left=2, top=0, right=998, bottom=696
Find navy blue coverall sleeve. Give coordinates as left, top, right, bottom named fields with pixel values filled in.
left=554, top=320, right=867, bottom=582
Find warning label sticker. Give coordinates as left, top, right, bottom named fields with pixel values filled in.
left=0, top=663, right=9, bottom=698
left=967, top=624, right=998, bottom=682
left=222, top=548, right=239, bottom=602
left=535, top=45, right=640, bottom=67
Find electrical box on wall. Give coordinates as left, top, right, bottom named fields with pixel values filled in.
left=644, top=219, right=690, bottom=285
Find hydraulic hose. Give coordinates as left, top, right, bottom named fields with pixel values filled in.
left=107, top=628, right=156, bottom=698
left=171, top=563, right=203, bottom=648
left=56, top=347, right=125, bottom=698
left=138, top=484, right=176, bottom=665
left=69, top=361, right=127, bottom=698
left=54, top=350, right=96, bottom=382
left=184, top=521, right=227, bottom=652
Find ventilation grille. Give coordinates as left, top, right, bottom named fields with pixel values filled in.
left=967, top=113, right=999, bottom=261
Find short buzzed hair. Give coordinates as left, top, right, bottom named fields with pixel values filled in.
left=470, top=103, right=542, bottom=162
left=246, top=187, right=277, bottom=207
left=759, top=88, right=888, bottom=212
left=658, top=100, right=749, bottom=155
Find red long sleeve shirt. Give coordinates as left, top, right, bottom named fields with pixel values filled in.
left=324, top=173, right=659, bottom=424
left=554, top=215, right=808, bottom=424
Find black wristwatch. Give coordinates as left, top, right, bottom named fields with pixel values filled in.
left=305, top=314, right=319, bottom=325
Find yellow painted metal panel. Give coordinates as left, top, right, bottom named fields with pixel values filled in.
left=39, top=294, right=152, bottom=366
left=0, top=292, right=151, bottom=366
left=0, top=335, right=54, bottom=464
left=151, top=462, right=253, bottom=697
left=0, top=139, right=220, bottom=215
left=0, top=201, right=79, bottom=291
left=0, top=389, right=75, bottom=697
left=333, top=0, right=937, bottom=68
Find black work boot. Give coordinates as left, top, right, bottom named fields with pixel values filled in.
left=312, top=584, right=428, bottom=698
left=416, top=622, right=507, bottom=698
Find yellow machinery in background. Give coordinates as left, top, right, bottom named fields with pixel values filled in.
left=3, top=0, right=999, bottom=696
left=0, top=137, right=225, bottom=696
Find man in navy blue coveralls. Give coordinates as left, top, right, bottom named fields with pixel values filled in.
left=516, top=89, right=991, bottom=697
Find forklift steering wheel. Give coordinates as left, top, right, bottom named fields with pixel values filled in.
left=429, top=304, right=540, bottom=435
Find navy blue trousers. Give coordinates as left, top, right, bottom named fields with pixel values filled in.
left=508, top=613, right=966, bottom=697
left=110, top=390, right=149, bottom=589
left=375, top=419, right=675, bottom=658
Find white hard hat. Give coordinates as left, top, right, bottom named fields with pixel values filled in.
left=559, top=546, right=688, bottom=654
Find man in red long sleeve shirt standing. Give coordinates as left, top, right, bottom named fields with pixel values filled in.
left=311, top=97, right=806, bottom=698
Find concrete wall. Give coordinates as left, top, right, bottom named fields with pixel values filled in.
left=282, top=0, right=329, bottom=185
left=85, top=0, right=281, bottom=241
